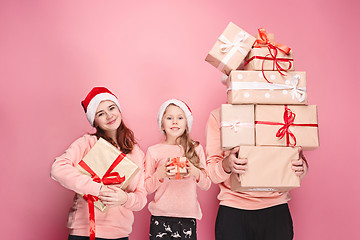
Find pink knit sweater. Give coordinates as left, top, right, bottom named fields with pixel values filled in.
left=51, top=134, right=146, bottom=239
left=206, top=108, right=291, bottom=210
left=144, top=143, right=211, bottom=220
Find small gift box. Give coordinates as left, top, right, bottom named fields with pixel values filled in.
left=226, top=71, right=307, bottom=105
left=244, top=28, right=294, bottom=76
left=220, top=104, right=255, bottom=149
left=168, top=157, right=188, bottom=180
left=255, top=105, right=319, bottom=150
left=77, top=138, right=139, bottom=211
left=230, top=146, right=301, bottom=192
left=244, top=48, right=294, bottom=71
left=205, top=22, right=256, bottom=75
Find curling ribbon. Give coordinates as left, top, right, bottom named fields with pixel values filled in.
left=255, top=105, right=318, bottom=146
left=169, top=157, right=187, bottom=180
left=253, top=28, right=291, bottom=54
left=78, top=152, right=127, bottom=240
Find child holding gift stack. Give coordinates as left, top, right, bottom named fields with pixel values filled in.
left=51, top=87, right=147, bottom=240
left=206, top=108, right=308, bottom=240
left=144, top=99, right=211, bottom=240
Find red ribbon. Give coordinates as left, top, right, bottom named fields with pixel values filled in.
left=169, top=157, right=187, bottom=180
left=78, top=152, right=127, bottom=240
left=255, top=105, right=318, bottom=147
left=253, top=28, right=291, bottom=54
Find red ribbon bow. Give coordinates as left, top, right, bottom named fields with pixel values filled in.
left=169, top=157, right=187, bottom=180
left=78, top=152, right=127, bottom=240
left=255, top=105, right=318, bottom=147
left=245, top=28, right=293, bottom=83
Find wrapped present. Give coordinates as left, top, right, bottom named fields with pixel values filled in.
left=220, top=104, right=255, bottom=149
left=205, top=22, right=256, bottom=75
left=168, top=157, right=188, bottom=179
left=245, top=28, right=293, bottom=82
left=244, top=48, right=294, bottom=72
left=255, top=105, right=319, bottom=150
left=77, top=137, right=139, bottom=211
left=230, top=146, right=300, bottom=192
left=226, top=71, right=307, bottom=105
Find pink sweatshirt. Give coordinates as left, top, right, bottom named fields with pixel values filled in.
left=206, top=108, right=291, bottom=210
left=144, top=143, right=211, bottom=220
left=50, top=134, right=147, bottom=239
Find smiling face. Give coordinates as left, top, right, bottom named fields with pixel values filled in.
left=93, top=100, right=122, bottom=135
left=161, top=104, right=188, bottom=144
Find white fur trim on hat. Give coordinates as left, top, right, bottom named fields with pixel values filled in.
left=157, top=99, right=193, bottom=132
left=86, top=93, right=121, bottom=126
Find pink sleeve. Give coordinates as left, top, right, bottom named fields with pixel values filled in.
left=122, top=146, right=147, bottom=211
left=50, top=135, right=102, bottom=196
left=196, top=145, right=212, bottom=191
left=206, top=110, right=231, bottom=184
left=144, top=149, right=161, bottom=194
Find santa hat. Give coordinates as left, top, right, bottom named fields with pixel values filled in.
left=81, top=87, right=121, bottom=126
left=157, top=99, right=193, bottom=132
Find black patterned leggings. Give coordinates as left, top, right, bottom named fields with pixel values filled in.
left=149, top=215, right=197, bottom=240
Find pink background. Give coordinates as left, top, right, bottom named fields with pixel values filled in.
left=1, top=0, right=359, bottom=239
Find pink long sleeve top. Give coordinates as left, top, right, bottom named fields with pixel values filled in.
left=50, top=134, right=147, bottom=239
left=144, top=143, right=211, bottom=220
left=206, top=108, right=291, bottom=210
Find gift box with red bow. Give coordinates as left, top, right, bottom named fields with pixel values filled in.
left=255, top=105, right=319, bottom=150
left=168, top=157, right=188, bottom=180
left=76, top=137, right=139, bottom=211
left=244, top=28, right=294, bottom=75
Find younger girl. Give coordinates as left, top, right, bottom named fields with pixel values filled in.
left=51, top=87, right=146, bottom=240
left=144, top=99, right=211, bottom=240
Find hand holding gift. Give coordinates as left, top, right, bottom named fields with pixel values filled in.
left=291, top=148, right=308, bottom=179
left=184, top=160, right=201, bottom=181
left=222, top=147, right=248, bottom=175
left=98, top=185, right=128, bottom=207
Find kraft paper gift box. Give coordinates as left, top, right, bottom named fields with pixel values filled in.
left=255, top=105, right=319, bottom=150
left=168, top=157, right=188, bottom=180
left=226, top=71, right=307, bottom=105
left=244, top=48, right=294, bottom=71
left=230, top=146, right=300, bottom=192
left=77, top=138, right=139, bottom=211
left=205, top=22, right=256, bottom=75
left=220, top=104, right=255, bottom=149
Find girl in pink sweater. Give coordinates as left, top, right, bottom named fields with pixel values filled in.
left=144, top=99, right=211, bottom=240
left=51, top=87, right=147, bottom=240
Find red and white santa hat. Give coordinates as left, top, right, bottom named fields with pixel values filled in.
left=81, top=87, right=121, bottom=126
left=157, top=99, right=193, bottom=132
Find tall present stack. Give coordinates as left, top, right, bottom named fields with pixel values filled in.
left=205, top=22, right=319, bottom=192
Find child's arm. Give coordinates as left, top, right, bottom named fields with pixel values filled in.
left=50, top=135, right=102, bottom=196
left=144, top=149, right=163, bottom=194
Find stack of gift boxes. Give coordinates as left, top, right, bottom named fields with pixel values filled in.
left=205, top=22, right=319, bottom=192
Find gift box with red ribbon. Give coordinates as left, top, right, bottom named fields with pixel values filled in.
left=244, top=28, right=294, bottom=81
left=255, top=105, right=319, bottom=150
left=226, top=70, right=307, bottom=105
left=168, top=157, right=188, bottom=179
left=220, top=104, right=255, bottom=149
left=205, top=22, right=256, bottom=75
left=230, top=146, right=301, bottom=192
left=76, top=137, right=139, bottom=211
